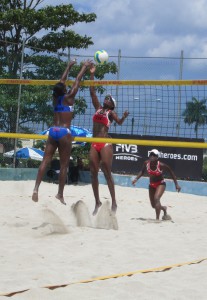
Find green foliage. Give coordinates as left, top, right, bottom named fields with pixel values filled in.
left=0, top=1, right=97, bottom=138
left=73, top=97, right=88, bottom=116
left=33, top=140, right=46, bottom=151
left=71, top=143, right=90, bottom=170
left=0, top=2, right=96, bottom=68
left=71, top=143, right=90, bottom=158
left=92, top=63, right=118, bottom=79
left=0, top=1, right=117, bottom=142
left=182, top=97, right=207, bottom=138
left=202, top=156, right=207, bottom=181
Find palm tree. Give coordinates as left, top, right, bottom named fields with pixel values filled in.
left=182, top=97, right=207, bottom=138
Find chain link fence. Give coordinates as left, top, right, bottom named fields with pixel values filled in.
left=1, top=47, right=207, bottom=171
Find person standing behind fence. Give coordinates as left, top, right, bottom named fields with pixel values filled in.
left=132, top=149, right=181, bottom=220
left=89, top=64, right=129, bottom=215
left=32, top=59, right=92, bottom=204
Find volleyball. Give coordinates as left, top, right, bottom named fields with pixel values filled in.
left=94, top=50, right=109, bottom=64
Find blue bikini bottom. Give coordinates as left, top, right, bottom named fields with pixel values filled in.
left=49, top=127, right=71, bottom=141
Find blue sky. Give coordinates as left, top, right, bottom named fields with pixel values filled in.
left=40, top=0, right=207, bottom=58
left=37, top=1, right=207, bottom=138
left=38, top=0, right=207, bottom=80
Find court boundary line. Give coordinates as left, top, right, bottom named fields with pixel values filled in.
left=1, top=257, right=206, bottom=297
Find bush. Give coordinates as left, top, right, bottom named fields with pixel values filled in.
left=202, top=157, right=207, bottom=181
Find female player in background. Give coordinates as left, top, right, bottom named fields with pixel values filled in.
left=132, top=149, right=181, bottom=220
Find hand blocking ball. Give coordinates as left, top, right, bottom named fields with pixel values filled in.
left=94, top=50, right=109, bottom=64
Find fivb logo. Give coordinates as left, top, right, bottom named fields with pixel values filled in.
left=115, top=144, right=138, bottom=153
left=114, top=144, right=141, bottom=161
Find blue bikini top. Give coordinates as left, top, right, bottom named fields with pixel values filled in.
left=54, top=95, right=74, bottom=112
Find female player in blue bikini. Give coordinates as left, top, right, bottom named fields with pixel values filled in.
left=32, top=59, right=92, bottom=204
left=132, top=149, right=181, bottom=220
left=89, top=64, right=129, bottom=215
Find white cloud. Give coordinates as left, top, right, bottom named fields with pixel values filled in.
left=56, top=0, right=207, bottom=57
left=37, top=0, right=207, bottom=77
left=147, top=35, right=197, bottom=57
left=39, top=0, right=207, bottom=55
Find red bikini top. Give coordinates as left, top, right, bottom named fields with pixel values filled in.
left=93, top=108, right=112, bottom=128
left=146, top=161, right=163, bottom=176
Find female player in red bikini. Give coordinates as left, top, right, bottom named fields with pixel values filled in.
left=89, top=64, right=129, bottom=215
left=132, top=149, right=181, bottom=220
left=32, top=59, right=92, bottom=204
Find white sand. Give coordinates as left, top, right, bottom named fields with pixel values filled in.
left=0, top=180, right=206, bottom=300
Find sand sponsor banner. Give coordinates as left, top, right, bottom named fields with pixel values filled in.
left=111, top=134, right=204, bottom=180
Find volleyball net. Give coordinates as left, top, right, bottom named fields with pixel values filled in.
left=1, top=78, right=207, bottom=180
left=0, top=78, right=207, bottom=146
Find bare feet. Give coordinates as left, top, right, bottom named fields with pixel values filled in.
left=162, top=214, right=172, bottom=221
left=55, top=194, right=66, bottom=205
left=162, top=206, right=171, bottom=220
left=162, top=206, right=167, bottom=215
left=32, top=191, right=38, bottom=202
left=92, top=201, right=102, bottom=216
left=111, top=202, right=117, bottom=213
